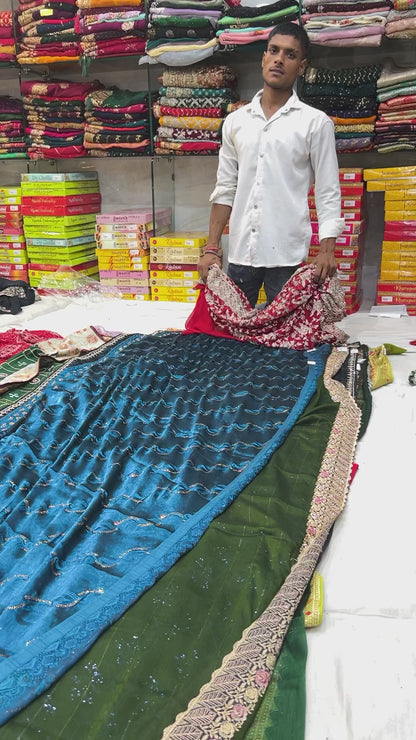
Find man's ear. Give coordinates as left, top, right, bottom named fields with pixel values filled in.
left=298, top=58, right=307, bottom=76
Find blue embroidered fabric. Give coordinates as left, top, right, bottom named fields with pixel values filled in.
left=0, top=331, right=330, bottom=723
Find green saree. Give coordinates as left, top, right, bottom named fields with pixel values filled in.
left=2, top=345, right=366, bottom=739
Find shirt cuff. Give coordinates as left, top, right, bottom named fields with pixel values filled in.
left=318, top=217, right=345, bottom=241
left=209, top=186, right=235, bottom=207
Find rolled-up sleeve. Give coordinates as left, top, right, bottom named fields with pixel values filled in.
left=209, top=116, right=238, bottom=207
left=311, top=116, right=345, bottom=241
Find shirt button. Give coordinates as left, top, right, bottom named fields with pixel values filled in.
left=252, top=228, right=256, bottom=233
left=254, top=204, right=257, bottom=209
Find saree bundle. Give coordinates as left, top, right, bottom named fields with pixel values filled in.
left=16, top=0, right=80, bottom=64
left=216, top=0, right=299, bottom=49
left=145, top=0, right=223, bottom=65
left=375, top=58, right=416, bottom=151
left=0, top=11, right=16, bottom=64
left=385, top=7, right=416, bottom=36
left=0, top=97, right=27, bottom=160
left=0, top=262, right=369, bottom=737
left=20, top=78, right=102, bottom=159
left=301, top=0, right=391, bottom=46
left=146, top=0, right=221, bottom=68
left=301, top=63, right=382, bottom=151
left=83, top=86, right=152, bottom=156
left=153, top=63, right=238, bottom=154
left=75, top=0, right=146, bottom=68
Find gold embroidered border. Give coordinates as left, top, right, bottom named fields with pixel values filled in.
left=162, top=347, right=362, bottom=740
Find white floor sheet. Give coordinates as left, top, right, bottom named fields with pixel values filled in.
left=1, top=293, right=416, bottom=740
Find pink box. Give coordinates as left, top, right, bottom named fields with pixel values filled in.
left=99, top=270, right=149, bottom=279
left=96, top=207, right=171, bottom=225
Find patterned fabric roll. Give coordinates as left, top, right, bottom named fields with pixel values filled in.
left=159, top=65, right=237, bottom=89
left=304, top=63, right=382, bottom=86
left=153, top=103, right=223, bottom=118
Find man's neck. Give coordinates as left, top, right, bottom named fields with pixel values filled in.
left=260, top=87, right=293, bottom=120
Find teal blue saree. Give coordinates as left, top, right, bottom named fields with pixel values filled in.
left=0, top=330, right=335, bottom=726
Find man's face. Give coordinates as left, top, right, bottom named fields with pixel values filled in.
left=262, top=34, right=307, bottom=91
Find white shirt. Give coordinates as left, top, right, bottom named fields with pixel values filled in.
left=210, top=89, right=345, bottom=267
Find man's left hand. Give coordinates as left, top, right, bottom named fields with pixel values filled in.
left=312, top=238, right=337, bottom=285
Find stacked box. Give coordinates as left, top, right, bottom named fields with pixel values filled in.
left=149, top=232, right=206, bottom=302
left=95, top=207, right=172, bottom=300
left=0, top=186, right=29, bottom=282
left=307, top=168, right=366, bottom=314
left=21, top=172, right=101, bottom=290
left=364, top=167, right=416, bottom=315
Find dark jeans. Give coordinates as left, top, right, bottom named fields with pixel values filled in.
left=227, top=264, right=300, bottom=308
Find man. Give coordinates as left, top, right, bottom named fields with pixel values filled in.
left=198, top=22, right=345, bottom=307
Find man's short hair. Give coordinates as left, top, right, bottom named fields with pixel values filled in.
left=267, top=22, right=310, bottom=60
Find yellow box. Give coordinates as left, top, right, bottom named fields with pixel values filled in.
left=382, top=241, right=416, bottom=252
left=366, top=181, right=386, bottom=191
left=381, top=258, right=416, bottom=269
left=0, top=254, right=29, bottom=264
left=379, top=269, right=416, bottom=280
left=149, top=251, right=200, bottom=264
left=381, top=250, right=416, bottom=261
left=384, top=200, right=416, bottom=210
left=149, top=270, right=199, bottom=280
left=151, top=286, right=198, bottom=296
left=0, top=197, right=21, bottom=205
left=151, top=294, right=198, bottom=303
left=0, top=187, right=21, bottom=197
left=383, top=178, right=416, bottom=189
left=363, top=167, right=416, bottom=180
left=150, top=278, right=197, bottom=287
left=150, top=231, right=208, bottom=247
left=385, top=210, right=416, bottom=221
left=384, top=189, right=416, bottom=200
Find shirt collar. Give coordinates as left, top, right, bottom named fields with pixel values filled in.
left=249, top=88, right=301, bottom=117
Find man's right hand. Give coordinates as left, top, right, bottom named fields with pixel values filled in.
left=198, top=252, right=222, bottom=283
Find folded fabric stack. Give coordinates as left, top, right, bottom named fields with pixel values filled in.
left=83, top=86, right=152, bottom=156
left=0, top=96, right=27, bottom=159
left=145, top=0, right=223, bottom=66
left=76, top=0, right=146, bottom=70
left=385, top=7, right=416, bottom=36
left=301, top=0, right=392, bottom=47
left=0, top=10, right=16, bottom=65
left=301, top=63, right=382, bottom=152
left=216, top=0, right=299, bottom=48
left=21, top=171, right=100, bottom=290
left=0, top=185, right=29, bottom=285
left=21, top=78, right=102, bottom=159
left=153, top=64, right=238, bottom=155
left=375, top=58, right=416, bottom=152
left=16, top=0, right=80, bottom=64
